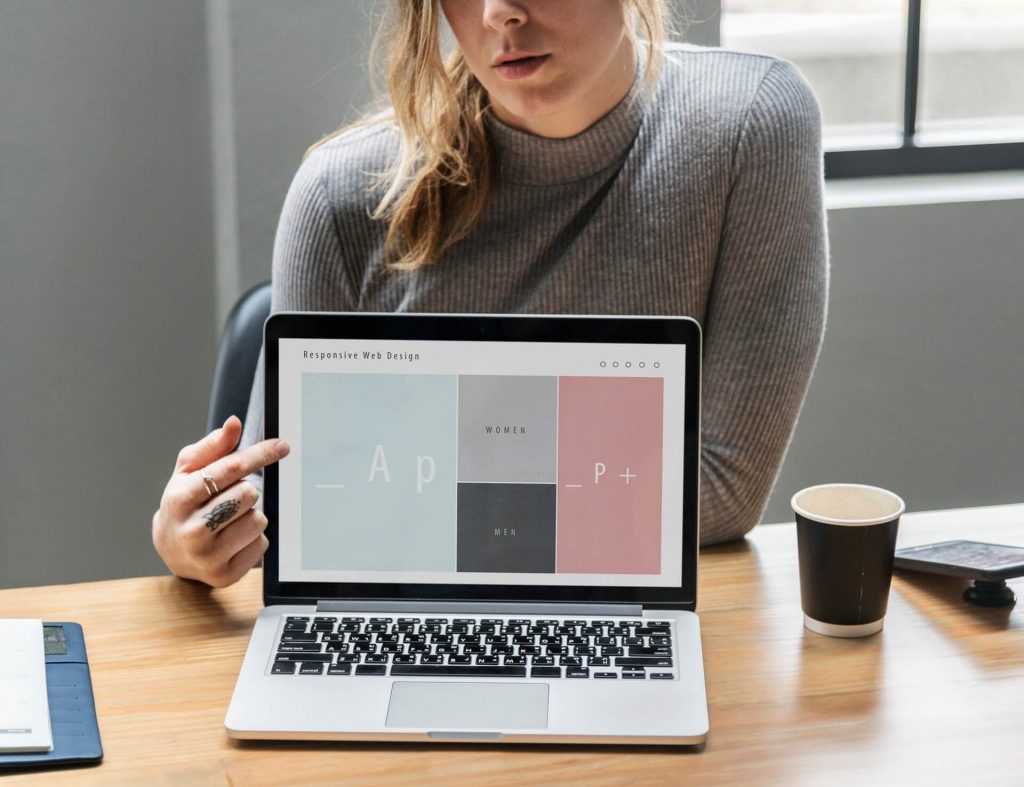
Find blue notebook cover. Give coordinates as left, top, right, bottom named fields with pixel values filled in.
left=0, top=622, right=103, bottom=770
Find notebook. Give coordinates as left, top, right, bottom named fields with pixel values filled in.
left=225, top=312, right=708, bottom=745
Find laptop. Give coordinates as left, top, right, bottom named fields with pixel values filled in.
left=225, top=312, right=708, bottom=745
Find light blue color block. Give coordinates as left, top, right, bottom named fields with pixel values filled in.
left=301, top=373, right=457, bottom=571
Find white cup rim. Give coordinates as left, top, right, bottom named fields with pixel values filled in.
left=791, top=483, right=905, bottom=526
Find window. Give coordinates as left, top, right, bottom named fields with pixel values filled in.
left=719, top=0, right=1024, bottom=178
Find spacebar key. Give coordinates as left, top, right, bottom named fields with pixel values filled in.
left=390, top=665, right=526, bottom=678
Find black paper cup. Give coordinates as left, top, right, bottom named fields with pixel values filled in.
left=791, top=484, right=905, bottom=637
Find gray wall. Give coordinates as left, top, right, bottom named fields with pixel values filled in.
left=1, top=0, right=217, bottom=589
left=763, top=198, right=1024, bottom=524
left=0, top=1, right=1020, bottom=589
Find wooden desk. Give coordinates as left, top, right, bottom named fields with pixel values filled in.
left=3, top=504, right=1023, bottom=785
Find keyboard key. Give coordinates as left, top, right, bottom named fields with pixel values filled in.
left=393, top=655, right=415, bottom=664
left=275, top=652, right=332, bottom=663
left=594, top=672, right=618, bottom=679
left=587, top=657, right=610, bottom=667
left=566, top=668, right=589, bottom=679
left=531, top=656, right=554, bottom=666
left=425, top=618, right=448, bottom=625
left=628, top=647, right=673, bottom=657
left=285, top=616, right=309, bottom=623
left=283, top=622, right=307, bottom=632
left=341, top=617, right=365, bottom=623
left=651, top=673, right=675, bottom=680
left=299, top=662, right=325, bottom=675
left=504, top=656, right=527, bottom=666
left=476, top=655, right=499, bottom=665
left=421, top=655, right=443, bottom=664
left=391, top=665, right=526, bottom=678
left=622, top=670, right=647, bottom=680
left=448, top=655, right=472, bottom=664
left=369, top=617, right=393, bottom=624
left=616, top=657, right=674, bottom=668
left=277, top=642, right=324, bottom=653
left=271, top=661, right=297, bottom=674
left=311, top=621, right=335, bottom=632
left=559, top=656, right=582, bottom=667
left=355, top=665, right=387, bottom=676
left=600, top=646, right=624, bottom=657
left=338, top=654, right=361, bottom=664
left=365, top=654, right=389, bottom=664
left=531, top=667, right=562, bottom=678
left=280, top=632, right=318, bottom=642
left=327, top=664, right=353, bottom=675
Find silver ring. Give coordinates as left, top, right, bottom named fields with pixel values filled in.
left=201, top=468, right=219, bottom=497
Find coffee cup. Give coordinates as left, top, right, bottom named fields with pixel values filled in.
left=791, top=483, right=905, bottom=637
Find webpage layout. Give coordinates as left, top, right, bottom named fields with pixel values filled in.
left=277, top=337, right=686, bottom=587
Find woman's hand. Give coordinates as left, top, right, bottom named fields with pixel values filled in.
left=152, top=416, right=290, bottom=588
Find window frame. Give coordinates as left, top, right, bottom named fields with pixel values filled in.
left=714, top=0, right=1024, bottom=179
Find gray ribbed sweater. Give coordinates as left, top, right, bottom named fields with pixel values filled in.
left=241, top=43, right=829, bottom=546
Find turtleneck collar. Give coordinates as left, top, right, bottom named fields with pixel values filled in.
left=483, top=51, right=648, bottom=187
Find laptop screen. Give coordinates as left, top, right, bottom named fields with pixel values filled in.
left=264, top=314, right=700, bottom=607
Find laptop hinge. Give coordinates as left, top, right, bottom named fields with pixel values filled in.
left=316, top=600, right=644, bottom=616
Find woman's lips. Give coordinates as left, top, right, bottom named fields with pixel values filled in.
left=494, top=54, right=549, bottom=80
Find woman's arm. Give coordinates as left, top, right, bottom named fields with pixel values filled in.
left=699, top=60, right=829, bottom=545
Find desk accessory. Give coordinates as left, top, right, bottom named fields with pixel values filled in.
left=895, top=540, right=1024, bottom=607
left=0, top=622, right=103, bottom=771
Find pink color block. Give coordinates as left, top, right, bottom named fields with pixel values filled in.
left=556, top=377, right=663, bottom=574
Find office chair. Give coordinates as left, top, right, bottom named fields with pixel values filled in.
left=206, top=280, right=272, bottom=433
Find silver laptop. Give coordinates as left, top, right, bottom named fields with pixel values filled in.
left=225, top=312, right=708, bottom=745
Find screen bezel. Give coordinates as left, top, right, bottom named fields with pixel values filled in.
left=263, top=312, right=701, bottom=610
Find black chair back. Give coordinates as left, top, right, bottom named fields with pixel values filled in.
left=206, top=280, right=272, bottom=432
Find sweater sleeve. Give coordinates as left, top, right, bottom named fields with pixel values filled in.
left=238, top=150, right=355, bottom=498
left=698, top=60, right=829, bottom=545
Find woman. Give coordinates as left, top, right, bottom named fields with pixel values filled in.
left=153, top=0, right=828, bottom=588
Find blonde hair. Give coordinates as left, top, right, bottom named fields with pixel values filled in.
left=307, top=1, right=670, bottom=271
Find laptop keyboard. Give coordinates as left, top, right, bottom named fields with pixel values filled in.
left=270, top=615, right=677, bottom=680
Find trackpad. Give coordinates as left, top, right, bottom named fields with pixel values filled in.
left=386, top=682, right=548, bottom=730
